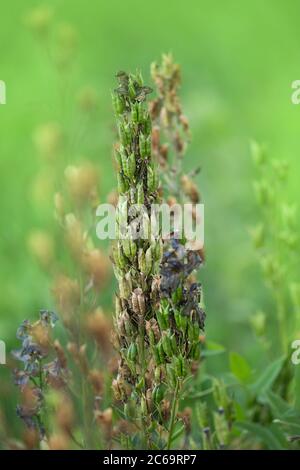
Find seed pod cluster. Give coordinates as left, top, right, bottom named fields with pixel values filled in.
left=112, top=71, right=162, bottom=436
left=148, top=237, right=205, bottom=397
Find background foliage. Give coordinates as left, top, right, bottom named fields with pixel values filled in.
left=1, top=0, right=300, bottom=447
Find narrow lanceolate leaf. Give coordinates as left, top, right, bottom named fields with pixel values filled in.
left=249, top=356, right=285, bottom=397
left=229, top=351, right=252, bottom=384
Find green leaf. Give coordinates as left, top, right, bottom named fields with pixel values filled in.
left=235, top=421, right=286, bottom=450
left=261, top=390, right=300, bottom=421
left=229, top=351, right=252, bottom=383
left=250, top=356, right=285, bottom=397
left=171, top=424, right=185, bottom=443
left=293, top=364, right=300, bottom=411
left=202, top=341, right=225, bottom=357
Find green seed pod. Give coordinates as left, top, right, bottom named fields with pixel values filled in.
left=175, top=355, right=186, bottom=377
left=117, top=172, right=127, bottom=194
left=180, top=314, right=188, bottom=333
left=115, top=296, right=122, bottom=315
left=144, top=113, right=152, bottom=135
left=135, top=71, right=143, bottom=86
left=166, top=363, right=177, bottom=388
left=154, top=366, right=162, bottom=382
left=193, top=323, right=200, bottom=342
left=146, top=136, right=151, bottom=156
left=135, top=377, right=145, bottom=392
left=151, top=236, right=163, bottom=261
left=137, top=182, right=144, bottom=205
left=156, top=307, right=168, bottom=331
left=174, top=309, right=182, bottom=329
left=145, top=246, right=153, bottom=275
left=125, top=272, right=133, bottom=291
left=158, top=342, right=166, bottom=363
left=124, top=315, right=133, bottom=338
left=137, top=102, right=143, bottom=121
left=162, top=333, right=173, bottom=357
left=128, top=78, right=136, bottom=100
left=112, top=92, right=125, bottom=115
left=130, top=239, right=137, bottom=258
left=213, top=409, right=229, bottom=447
left=116, top=196, right=128, bottom=238
left=139, top=133, right=147, bottom=157
left=115, top=149, right=122, bottom=168
left=188, top=321, right=195, bottom=342
left=119, top=122, right=127, bottom=146
left=138, top=248, right=146, bottom=273
left=141, top=396, right=147, bottom=416
left=117, top=242, right=127, bottom=269
left=155, top=239, right=163, bottom=261
left=147, top=165, right=158, bottom=192
left=127, top=342, right=138, bottom=362
left=147, top=166, right=154, bottom=192
left=192, top=342, right=201, bottom=360
left=152, top=384, right=165, bottom=405
left=170, top=333, right=177, bottom=354
left=142, top=213, right=150, bottom=240
left=119, top=277, right=131, bottom=299
left=128, top=152, right=136, bottom=179
left=172, top=286, right=183, bottom=304
left=121, top=152, right=129, bottom=177
left=124, top=402, right=130, bottom=419
left=147, top=328, right=155, bottom=347
left=122, top=236, right=136, bottom=260
left=132, top=103, right=139, bottom=123
left=153, top=345, right=162, bottom=365
left=125, top=123, right=132, bottom=143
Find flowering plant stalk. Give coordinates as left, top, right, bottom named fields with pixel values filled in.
left=150, top=54, right=200, bottom=207
left=251, top=142, right=299, bottom=355
left=111, top=71, right=162, bottom=448
left=150, top=56, right=206, bottom=448
left=112, top=69, right=205, bottom=450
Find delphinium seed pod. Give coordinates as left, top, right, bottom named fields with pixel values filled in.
left=149, top=55, right=206, bottom=449
left=150, top=54, right=201, bottom=209
left=154, top=237, right=205, bottom=449
left=112, top=70, right=162, bottom=448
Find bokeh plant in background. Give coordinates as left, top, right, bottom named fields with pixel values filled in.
left=0, top=0, right=300, bottom=450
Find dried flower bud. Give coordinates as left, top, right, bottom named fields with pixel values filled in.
left=181, top=175, right=200, bottom=203
left=27, top=230, right=54, bottom=269
left=56, top=393, right=74, bottom=433
left=131, top=288, right=146, bottom=316
left=52, top=275, right=80, bottom=321
left=95, top=407, right=113, bottom=439
left=82, top=249, right=109, bottom=290
left=54, top=192, right=65, bottom=221
left=77, top=86, right=98, bottom=112
left=65, top=163, right=98, bottom=207
left=160, top=399, right=171, bottom=421
left=89, top=369, right=104, bottom=395
left=86, top=308, right=112, bottom=352
left=53, top=340, right=67, bottom=369
left=33, top=122, right=63, bottom=160
left=64, top=213, right=84, bottom=259
left=25, top=6, right=53, bottom=37
left=178, top=407, right=192, bottom=434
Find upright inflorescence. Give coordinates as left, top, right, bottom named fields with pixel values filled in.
left=150, top=56, right=206, bottom=448
left=150, top=53, right=200, bottom=207
left=111, top=71, right=163, bottom=446
left=112, top=69, right=205, bottom=449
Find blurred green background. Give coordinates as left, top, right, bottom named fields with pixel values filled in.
left=0, top=0, right=300, bottom=434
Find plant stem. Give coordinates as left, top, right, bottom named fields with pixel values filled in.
left=167, top=380, right=180, bottom=450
